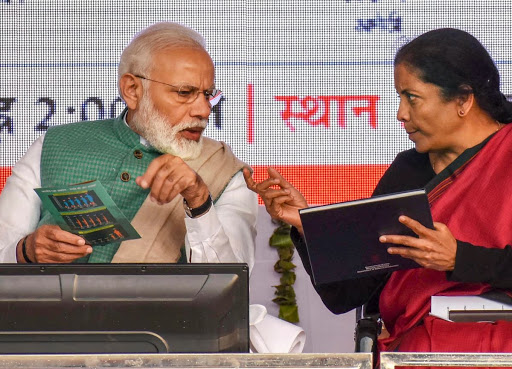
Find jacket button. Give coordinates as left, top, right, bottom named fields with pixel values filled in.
left=134, top=150, right=143, bottom=159
left=120, top=172, right=131, bottom=182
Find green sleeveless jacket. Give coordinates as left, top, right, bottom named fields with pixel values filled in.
left=39, top=113, right=161, bottom=262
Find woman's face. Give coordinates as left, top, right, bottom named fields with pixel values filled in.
left=394, top=63, right=461, bottom=154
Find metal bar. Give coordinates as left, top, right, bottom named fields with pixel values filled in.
left=0, top=353, right=373, bottom=369
left=381, top=352, right=512, bottom=369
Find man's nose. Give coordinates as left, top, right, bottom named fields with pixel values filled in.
left=189, top=94, right=211, bottom=119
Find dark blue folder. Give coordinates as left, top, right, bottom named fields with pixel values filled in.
left=299, top=188, right=433, bottom=284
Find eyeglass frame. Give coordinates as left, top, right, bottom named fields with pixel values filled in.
left=133, top=74, right=222, bottom=106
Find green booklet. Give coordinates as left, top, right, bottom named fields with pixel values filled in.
left=35, top=180, right=141, bottom=246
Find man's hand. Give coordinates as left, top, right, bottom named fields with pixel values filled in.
left=243, top=167, right=308, bottom=233
left=18, top=225, right=92, bottom=263
left=379, top=215, right=457, bottom=271
left=136, top=154, right=209, bottom=208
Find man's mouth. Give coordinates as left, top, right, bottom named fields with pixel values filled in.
left=180, top=127, right=204, bottom=142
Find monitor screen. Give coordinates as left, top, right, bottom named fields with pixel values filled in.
left=0, top=263, right=249, bottom=354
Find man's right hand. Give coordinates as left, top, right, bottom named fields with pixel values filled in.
left=243, top=167, right=308, bottom=234
left=18, top=225, right=92, bottom=263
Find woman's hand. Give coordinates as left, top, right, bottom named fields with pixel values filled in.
left=243, top=167, right=308, bottom=233
left=379, top=215, right=457, bottom=271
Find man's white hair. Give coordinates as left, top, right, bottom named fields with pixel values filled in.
left=118, top=22, right=206, bottom=92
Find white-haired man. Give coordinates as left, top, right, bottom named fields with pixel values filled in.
left=0, top=22, right=257, bottom=267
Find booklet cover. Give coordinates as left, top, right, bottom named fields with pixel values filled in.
left=35, top=180, right=141, bottom=246
left=299, top=188, right=433, bottom=284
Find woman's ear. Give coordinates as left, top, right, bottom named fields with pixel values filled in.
left=456, top=86, right=475, bottom=117
left=119, top=74, right=144, bottom=110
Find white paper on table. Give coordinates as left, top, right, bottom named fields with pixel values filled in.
left=249, top=304, right=306, bottom=353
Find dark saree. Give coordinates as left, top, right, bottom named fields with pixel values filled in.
left=378, top=123, right=512, bottom=352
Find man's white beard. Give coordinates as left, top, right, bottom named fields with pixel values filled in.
left=130, top=95, right=207, bottom=160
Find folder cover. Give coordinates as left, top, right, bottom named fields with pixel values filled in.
left=299, top=189, right=433, bottom=284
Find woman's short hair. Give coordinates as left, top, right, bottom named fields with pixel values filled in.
left=118, top=22, right=206, bottom=82
left=395, top=28, right=512, bottom=123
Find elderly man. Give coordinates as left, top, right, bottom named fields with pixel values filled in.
left=0, top=22, right=257, bottom=266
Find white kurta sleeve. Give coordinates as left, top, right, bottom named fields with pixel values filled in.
left=0, top=135, right=44, bottom=262
left=184, top=171, right=258, bottom=271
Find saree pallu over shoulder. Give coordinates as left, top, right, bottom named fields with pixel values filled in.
left=379, top=123, right=512, bottom=352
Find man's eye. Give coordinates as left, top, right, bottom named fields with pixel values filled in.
left=177, top=90, right=194, bottom=97
left=204, top=90, right=215, bottom=98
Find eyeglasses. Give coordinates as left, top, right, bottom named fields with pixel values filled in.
left=134, top=75, right=222, bottom=106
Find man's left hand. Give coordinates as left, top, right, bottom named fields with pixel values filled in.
left=379, top=215, right=457, bottom=271
left=135, top=154, right=209, bottom=207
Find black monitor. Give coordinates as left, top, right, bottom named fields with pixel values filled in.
left=0, top=263, right=249, bottom=354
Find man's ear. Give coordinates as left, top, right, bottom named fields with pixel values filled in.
left=119, top=73, right=144, bottom=110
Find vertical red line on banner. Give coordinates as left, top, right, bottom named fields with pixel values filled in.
left=247, top=83, right=254, bottom=143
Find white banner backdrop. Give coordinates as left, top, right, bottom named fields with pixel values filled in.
left=1, top=0, right=512, bottom=353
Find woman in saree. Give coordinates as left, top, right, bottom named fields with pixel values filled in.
left=244, top=28, right=512, bottom=351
